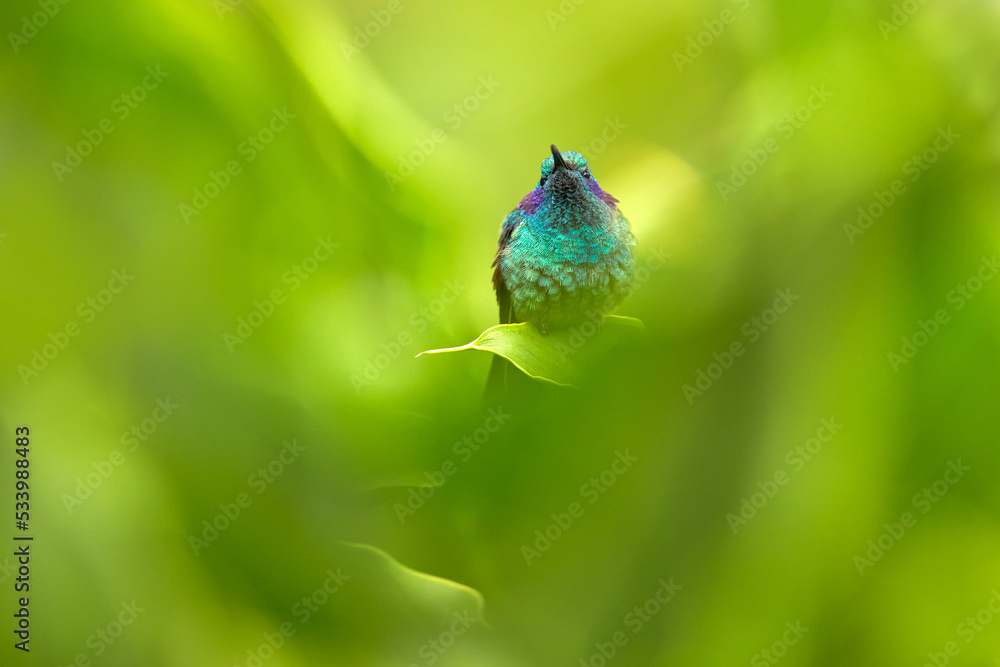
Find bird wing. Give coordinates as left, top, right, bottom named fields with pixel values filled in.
left=492, top=209, right=523, bottom=325
left=486, top=209, right=524, bottom=400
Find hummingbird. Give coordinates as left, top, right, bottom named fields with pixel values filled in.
left=492, top=145, right=635, bottom=334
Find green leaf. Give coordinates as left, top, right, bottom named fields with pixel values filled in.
left=417, top=315, right=645, bottom=385
left=340, top=542, right=488, bottom=626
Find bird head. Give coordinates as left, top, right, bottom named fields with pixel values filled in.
left=539, top=144, right=592, bottom=191
left=534, top=144, right=618, bottom=212
left=515, top=145, right=619, bottom=217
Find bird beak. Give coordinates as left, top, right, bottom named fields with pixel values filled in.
left=550, top=144, right=568, bottom=171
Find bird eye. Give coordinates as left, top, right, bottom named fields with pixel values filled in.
left=539, top=177, right=547, bottom=187
left=582, top=170, right=592, bottom=179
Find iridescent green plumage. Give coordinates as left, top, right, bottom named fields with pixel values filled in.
left=492, top=145, right=635, bottom=332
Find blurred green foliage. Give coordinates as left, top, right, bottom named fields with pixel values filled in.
left=2, top=0, right=1000, bottom=664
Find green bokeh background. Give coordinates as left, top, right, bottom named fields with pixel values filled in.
left=2, top=0, right=1000, bottom=664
